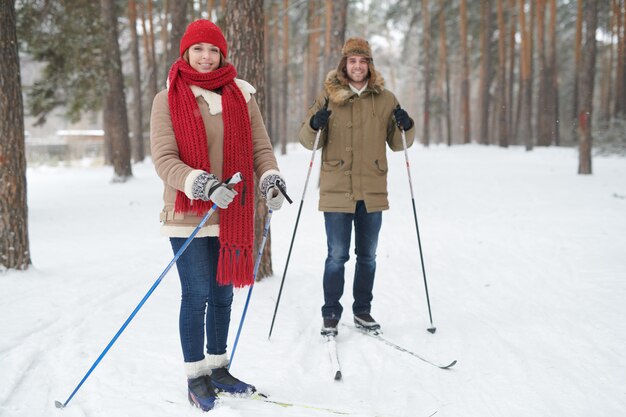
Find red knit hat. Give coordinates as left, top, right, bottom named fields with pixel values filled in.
left=179, top=19, right=228, bottom=58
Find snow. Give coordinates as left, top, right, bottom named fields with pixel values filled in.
left=1, top=144, right=625, bottom=417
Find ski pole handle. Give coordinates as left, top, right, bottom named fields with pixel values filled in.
left=224, top=172, right=243, bottom=188
left=275, top=179, right=293, bottom=204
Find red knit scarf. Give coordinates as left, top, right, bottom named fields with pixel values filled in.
left=168, top=59, right=254, bottom=287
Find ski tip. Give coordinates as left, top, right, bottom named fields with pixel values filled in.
left=334, top=370, right=342, bottom=381
left=427, top=327, right=437, bottom=334
left=54, top=400, right=65, bottom=409
left=441, top=360, right=457, bottom=369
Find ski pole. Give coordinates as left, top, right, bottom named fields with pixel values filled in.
left=229, top=180, right=292, bottom=368
left=268, top=126, right=324, bottom=340
left=55, top=173, right=243, bottom=409
left=400, top=129, right=436, bottom=334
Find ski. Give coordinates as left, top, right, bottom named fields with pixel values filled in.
left=344, top=324, right=457, bottom=370
left=166, top=392, right=352, bottom=415
left=324, top=334, right=343, bottom=380
left=241, top=393, right=351, bottom=415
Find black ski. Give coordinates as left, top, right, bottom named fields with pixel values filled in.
left=344, top=324, right=457, bottom=370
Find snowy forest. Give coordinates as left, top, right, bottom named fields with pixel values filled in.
left=3, top=0, right=626, bottom=272
left=1, top=1, right=626, bottom=416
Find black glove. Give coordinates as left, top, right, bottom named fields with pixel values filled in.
left=310, top=101, right=332, bottom=130
left=393, top=105, right=413, bottom=131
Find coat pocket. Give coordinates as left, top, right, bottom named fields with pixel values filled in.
left=373, top=159, right=388, bottom=175
left=321, top=159, right=344, bottom=172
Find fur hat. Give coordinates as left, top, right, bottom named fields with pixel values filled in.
left=179, top=19, right=228, bottom=58
left=336, top=37, right=377, bottom=88
left=341, top=37, right=372, bottom=58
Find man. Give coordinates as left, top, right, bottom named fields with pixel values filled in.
left=298, top=37, right=415, bottom=337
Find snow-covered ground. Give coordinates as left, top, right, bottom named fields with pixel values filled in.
left=1, top=144, right=625, bottom=417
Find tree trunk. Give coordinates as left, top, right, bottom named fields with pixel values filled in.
left=479, top=0, right=493, bottom=145
left=600, top=0, right=616, bottom=124
left=224, top=0, right=273, bottom=279
left=271, top=2, right=280, bottom=143
left=536, top=0, right=550, bottom=146
left=578, top=0, right=597, bottom=175
left=146, top=0, right=159, bottom=97
left=507, top=0, right=517, bottom=144
left=518, top=0, right=533, bottom=150
left=497, top=0, right=508, bottom=147
left=324, top=0, right=348, bottom=72
left=615, top=1, right=626, bottom=118
left=422, top=0, right=431, bottom=146
left=460, top=0, right=471, bottom=144
left=263, top=2, right=273, bottom=147
left=160, top=0, right=170, bottom=78
left=438, top=0, right=452, bottom=146
left=140, top=2, right=158, bottom=104
left=280, top=0, right=289, bottom=156
left=572, top=0, right=583, bottom=141
left=101, top=0, right=133, bottom=181
left=306, top=3, right=322, bottom=108
left=548, top=0, right=559, bottom=145
left=168, top=0, right=188, bottom=66
left=0, top=0, right=31, bottom=270
left=128, top=0, right=145, bottom=162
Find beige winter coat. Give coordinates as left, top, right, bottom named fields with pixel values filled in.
left=298, top=70, right=415, bottom=213
left=150, top=79, right=279, bottom=237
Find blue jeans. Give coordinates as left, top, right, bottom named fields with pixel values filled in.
left=322, top=201, right=382, bottom=320
left=170, top=237, right=233, bottom=363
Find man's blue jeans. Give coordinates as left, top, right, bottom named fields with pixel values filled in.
left=170, top=237, right=233, bottom=363
left=322, top=201, right=382, bottom=320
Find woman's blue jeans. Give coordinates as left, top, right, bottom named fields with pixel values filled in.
left=322, top=201, right=382, bottom=320
left=170, top=237, right=233, bottom=363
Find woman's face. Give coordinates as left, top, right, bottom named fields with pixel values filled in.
left=188, top=42, right=221, bottom=73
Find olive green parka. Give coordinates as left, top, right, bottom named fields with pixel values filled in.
left=298, top=70, right=415, bottom=213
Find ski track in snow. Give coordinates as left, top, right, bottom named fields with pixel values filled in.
left=1, top=145, right=626, bottom=417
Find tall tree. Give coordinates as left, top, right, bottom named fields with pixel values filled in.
left=101, top=0, right=132, bottom=181
left=497, top=0, right=508, bottom=147
left=280, top=0, right=289, bottom=156
left=518, top=0, right=533, bottom=150
left=572, top=0, right=584, bottom=140
left=168, top=0, right=188, bottom=66
left=578, top=0, right=598, bottom=174
left=263, top=1, right=273, bottom=146
left=306, top=2, right=322, bottom=109
left=224, top=0, right=274, bottom=279
left=547, top=0, right=559, bottom=145
left=615, top=0, right=626, bottom=118
left=324, top=0, right=348, bottom=71
left=128, top=0, right=145, bottom=162
left=479, top=0, right=493, bottom=145
left=437, top=0, right=452, bottom=146
left=507, top=0, right=517, bottom=144
left=460, top=0, right=471, bottom=144
left=145, top=0, right=159, bottom=98
left=422, top=0, right=431, bottom=146
left=536, top=0, right=550, bottom=146
left=1, top=0, right=31, bottom=270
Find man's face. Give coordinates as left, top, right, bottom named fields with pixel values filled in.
left=346, top=55, right=370, bottom=85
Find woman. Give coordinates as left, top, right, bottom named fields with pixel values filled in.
left=150, top=19, right=285, bottom=411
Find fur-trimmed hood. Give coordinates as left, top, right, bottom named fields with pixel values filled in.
left=323, top=69, right=385, bottom=105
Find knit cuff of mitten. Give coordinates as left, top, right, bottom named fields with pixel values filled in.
left=259, top=169, right=284, bottom=199
left=189, top=171, right=219, bottom=201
